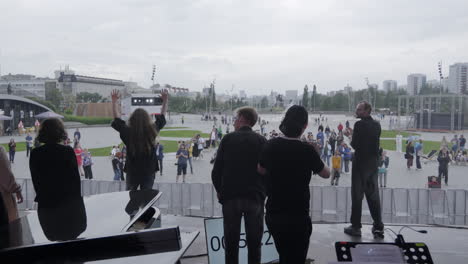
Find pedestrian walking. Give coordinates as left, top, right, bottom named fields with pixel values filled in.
left=378, top=149, right=389, bottom=188
left=186, top=140, right=194, bottom=174
left=258, top=105, right=330, bottom=263
left=74, top=142, right=84, bottom=177
left=343, top=101, right=384, bottom=238
left=112, top=152, right=121, bottom=181
left=74, top=128, right=81, bottom=142
left=82, top=149, right=93, bottom=180
left=212, top=106, right=267, bottom=264
left=415, top=139, right=423, bottom=170
left=8, top=139, right=16, bottom=164
left=331, top=152, right=341, bottom=186
left=405, top=141, right=415, bottom=169
left=176, top=144, right=188, bottom=183
left=25, top=133, right=33, bottom=157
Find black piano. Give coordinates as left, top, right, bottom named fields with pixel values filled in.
left=0, top=190, right=199, bottom=263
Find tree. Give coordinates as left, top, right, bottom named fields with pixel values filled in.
left=45, top=87, right=64, bottom=110
left=302, top=85, right=309, bottom=109
left=260, top=96, right=269, bottom=109
left=76, top=92, right=103, bottom=103
left=310, top=85, right=317, bottom=111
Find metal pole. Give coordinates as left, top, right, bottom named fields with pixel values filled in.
left=451, top=95, right=455, bottom=131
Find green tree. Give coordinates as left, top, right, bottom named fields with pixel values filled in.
left=45, top=87, right=63, bottom=110
left=302, top=85, right=309, bottom=109
left=260, top=96, right=269, bottom=109
left=76, top=92, right=103, bottom=103
left=310, top=84, right=317, bottom=111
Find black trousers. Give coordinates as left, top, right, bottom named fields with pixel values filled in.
left=158, top=159, right=163, bottom=175
left=26, top=146, right=32, bottom=157
left=438, top=166, right=448, bottom=184
left=222, top=198, right=264, bottom=264
left=84, top=165, right=93, bottom=179
left=416, top=155, right=422, bottom=169
left=350, top=159, right=383, bottom=229
left=266, top=213, right=312, bottom=264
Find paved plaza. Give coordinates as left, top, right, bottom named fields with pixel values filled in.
left=2, top=113, right=468, bottom=189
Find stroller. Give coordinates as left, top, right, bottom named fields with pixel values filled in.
left=422, top=150, right=438, bottom=164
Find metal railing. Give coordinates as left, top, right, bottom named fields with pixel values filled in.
left=16, top=178, right=468, bottom=226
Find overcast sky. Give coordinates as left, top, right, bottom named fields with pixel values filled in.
left=1, top=0, right=467, bottom=95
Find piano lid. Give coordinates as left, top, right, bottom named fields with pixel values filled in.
left=0, top=189, right=161, bottom=250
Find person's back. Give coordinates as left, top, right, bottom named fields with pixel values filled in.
left=211, top=106, right=267, bottom=264
left=351, top=116, right=381, bottom=163
left=261, top=138, right=324, bottom=216
left=213, top=127, right=266, bottom=202
left=30, top=144, right=81, bottom=207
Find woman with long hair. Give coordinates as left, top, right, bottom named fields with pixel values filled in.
left=111, top=89, right=168, bottom=190
left=29, top=118, right=86, bottom=241
left=258, top=105, right=330, bottom=263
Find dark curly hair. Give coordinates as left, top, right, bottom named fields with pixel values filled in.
left=279, top=105, right=308, bottom=138
left=37, top=118, right=68, bottom=144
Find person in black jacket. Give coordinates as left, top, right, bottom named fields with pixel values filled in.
left=211, top=106, right=267, bottom=264
left=258, top=105, right=330, bottom=263
left=29, top=118, right=86, bottom=241
left=111, top=89, right=168, bottom=191
left=344, top=101, right=384, bottom=238
left=437, top=147, right=451, bottom=185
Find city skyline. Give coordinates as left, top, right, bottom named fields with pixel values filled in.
left=1, top=0, right=467, bottom=95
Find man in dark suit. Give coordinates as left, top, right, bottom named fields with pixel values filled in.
left=344, top=101, right=383, bottom=238
left=212, top=107, right=267, bottom=264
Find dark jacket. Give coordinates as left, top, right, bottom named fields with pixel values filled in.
left=29, top=144, right=82, bottom=207
left=351, top=116, right=381, bottom=165
left=437, top=152, right=451, bottom=168
left=211, top=126, right=267, bottom=203
left=111, top=115, right=166, bottom=185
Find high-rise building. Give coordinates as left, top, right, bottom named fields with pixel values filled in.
left=407, top=74, right=427, bottom=95
left=383, top=80, right=398, bottom=92
left=344, top=84, right=352, bottom=94
left=448, top=63, right=468, bottom=94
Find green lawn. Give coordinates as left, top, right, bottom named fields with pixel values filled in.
left=88, top=140, right=180, bottom=157
left=380, top=139, right=442, bottom=154
left=162, top=127, right=189, bottom=129
left=159, top=130, right=210, bottom=138
left=380, top=130, right=419, bottom=138
left=1, top=142, right=27, bottom=152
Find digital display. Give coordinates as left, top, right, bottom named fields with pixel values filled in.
left=131, top=97, right=163, bottom=106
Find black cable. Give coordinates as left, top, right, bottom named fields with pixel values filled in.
left=398, top=226, right=427, bottom=235
left=181, top=253, right=208, bottom=259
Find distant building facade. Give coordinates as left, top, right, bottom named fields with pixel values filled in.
left=57, top=72, right=125, bottom=98
left=407, top=74, right=427, bottom=95
left=448, top=63, right=468, bottom=94
left=0, top=74, right=52, bottom=99
left=383, top=80, right=398, bottom=92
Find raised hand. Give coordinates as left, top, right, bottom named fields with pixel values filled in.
left=111, top=89, right=120, bottom=102
left=161, top=89, right=169, bottom=102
